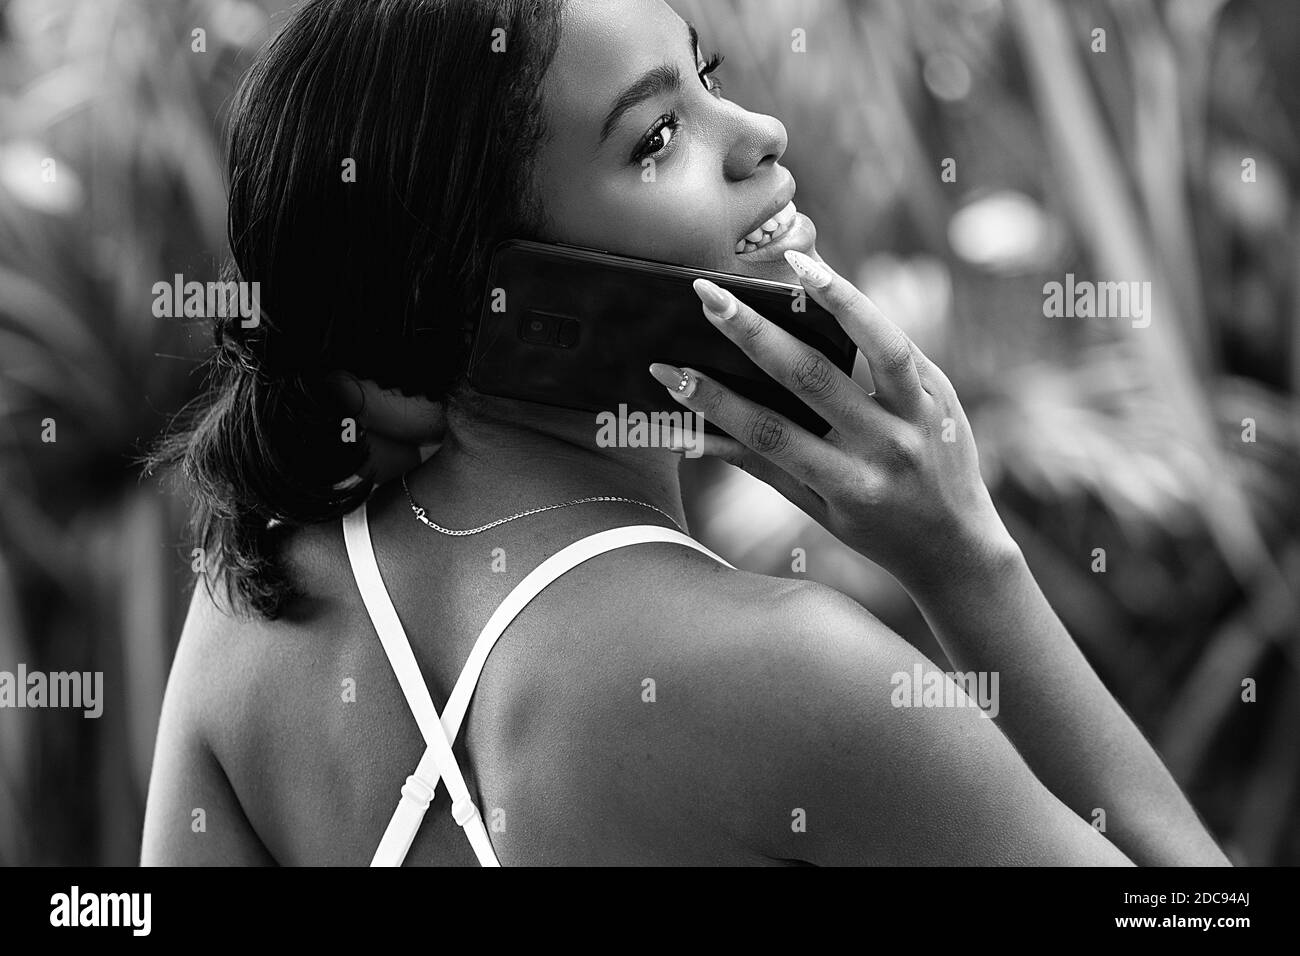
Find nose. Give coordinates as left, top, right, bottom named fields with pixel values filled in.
left=723, top=108, right=788, bottom=183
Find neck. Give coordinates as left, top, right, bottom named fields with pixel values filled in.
left=402, top=389, right=688, bottom=534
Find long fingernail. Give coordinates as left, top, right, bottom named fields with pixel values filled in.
left=693, top=278, right=738, bottom=320
left=784, top=250, right=832, bottom=289
left=648, top=362, right=697, bottom=398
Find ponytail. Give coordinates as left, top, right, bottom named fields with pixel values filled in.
left=147, top=326, right=372, bottom=618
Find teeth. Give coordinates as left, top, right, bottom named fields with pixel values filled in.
left=735, top=201, right=798, bottom=255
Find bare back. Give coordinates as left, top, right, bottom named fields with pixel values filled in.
left=145, top=473, right=1139, bottom=867
left=150, top=478, right=805, bottom=866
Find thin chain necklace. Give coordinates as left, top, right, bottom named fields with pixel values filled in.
left=401, top=474, right=684, bottom=536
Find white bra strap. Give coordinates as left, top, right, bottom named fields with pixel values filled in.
left=442, top=524, right=735, bottom=740
left=342, top=503, right=500, bottom=867
left=391, top=525, right=734, bottom=862
left=345, top=506, right=735, bottom=868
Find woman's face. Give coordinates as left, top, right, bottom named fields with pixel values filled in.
left=531, top=0, right=819, bottom=283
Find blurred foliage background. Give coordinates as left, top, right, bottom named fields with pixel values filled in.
left=0, top=0, right=1297, bottom=865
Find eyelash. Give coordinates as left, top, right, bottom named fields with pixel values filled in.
left=699, top=51, right=725, bottom=95
left=630, top=50, right=726, bottom=164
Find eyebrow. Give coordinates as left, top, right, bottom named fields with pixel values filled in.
left=597, top=22, right=700, bottom=148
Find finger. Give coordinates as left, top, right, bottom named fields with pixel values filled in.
left=782, top=251, right=925, bottom=414
left=908, top=340, right=939, bottom=397
left=648, top=362, right=848, bottom=495
left=699, top=434, right=830, bottom=522
left=691, top=278, right=873, bottom=435
left=904, top=339, right=957, bottom=400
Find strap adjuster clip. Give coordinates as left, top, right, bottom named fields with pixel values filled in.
left=401, top=773, right=436, bottom=809
left=451, top=797, right=480, bottom=827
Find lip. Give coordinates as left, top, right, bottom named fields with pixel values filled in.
left=734, top=210, right=817, bottom=263
left=735, top=175, right=797, bottom=245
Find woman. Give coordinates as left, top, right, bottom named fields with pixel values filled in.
left=141, top=0, right=1230, bottom=866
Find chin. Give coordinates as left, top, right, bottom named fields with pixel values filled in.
left=727, top=257, right=789, bottom=283
left=727, top=244, right=822, bottom=284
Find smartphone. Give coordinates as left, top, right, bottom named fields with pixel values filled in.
left=466, top=239, right=858, bottom=437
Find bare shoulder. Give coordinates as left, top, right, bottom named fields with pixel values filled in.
left=608, top=569, right=901, bottom=854
left=141, top=571, right=278, bottom=864
left=167, top=520, right=340, bottom=689
left=166, top=571, right=264, bottom=727
left=657, top=572, right=1129, bottom=865
left=142, top=521, right=357, bottom=865
left=665, top=569, right=899, bottom=700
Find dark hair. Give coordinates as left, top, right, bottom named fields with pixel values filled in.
left=146, top=0, right=565, bottom=620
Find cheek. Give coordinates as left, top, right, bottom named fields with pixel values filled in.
left=568, top=176, right=731, bottom=268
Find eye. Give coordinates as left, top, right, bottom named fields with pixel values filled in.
left=627, top=47, right=726, bottom=165
left=632, top=111, right=680, bottom=163
left=698, top=51, right=725, bottom=96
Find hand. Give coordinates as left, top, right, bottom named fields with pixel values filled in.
left=648, top=250, right=1017, bottom=595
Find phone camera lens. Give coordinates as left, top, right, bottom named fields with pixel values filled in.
left=520, top=311, right=559, bottom=345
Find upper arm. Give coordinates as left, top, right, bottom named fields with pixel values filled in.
left=720, top=581, right=1133, bottom=866
left=140, top=581, right=276, bottom=866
